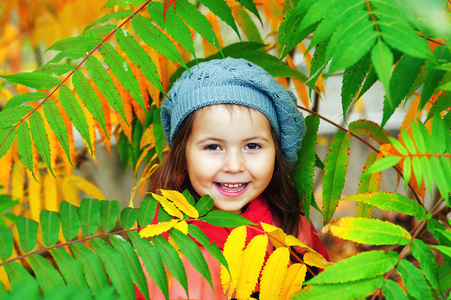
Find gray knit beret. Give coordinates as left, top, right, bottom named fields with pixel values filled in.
left=161, top=57, right=306, bottom=165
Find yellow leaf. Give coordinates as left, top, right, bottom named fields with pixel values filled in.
left=0, top=148, right=12, bottom=189
left=140, top=126, right=155, bottom=149
left=160, top=189, right=199, bottom=218
left=0, top=265, right=10, bottom=290
left=260, top=247, right=290, bottom=300
left=11, top=161, right=25, bottom=216
left=278, top=263, right=307, bottom=300
left=261, top=222, right=287, bottom=248
left=173, top=220, right=188, bottom=234
left=139, top=219, right=178, bottom=238
left=152, top=193, right=183, bottom=219
left=43, top=174, right=58, bottom=212
left=135, top=145, right=152, bottom=176
left=26, top=169, right=41, bottom=221
left=221, top=226, right=247, bottom=298
left=70, top=175, right=105, bottom=199
left=236, top=234, right=269, bottom=300
left=168, top=235, right=183, bottom=259
left=61, top=176, right=79, bottom=206
left=285, top=235, right=315, bottom=253
left=303, top=252, right=332, bottom=270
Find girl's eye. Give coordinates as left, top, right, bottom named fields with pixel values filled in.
left=245, top=143, right=261, bottom=150
left=205, top=144, right=221, bottom=151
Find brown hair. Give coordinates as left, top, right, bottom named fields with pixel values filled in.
left=150, top=105, right=302, bottom=236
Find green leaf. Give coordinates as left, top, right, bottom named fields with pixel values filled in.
left=100, top=200, right=121, bottom=232
left=151, top=234, right=189, bottom=298
left=43, top=99, right=72, bottom=164
left=29, top=254, right=66, bottom=294
left=296, top=276, right=384, bottom=300
left=0, top=126, right=16, bottom=159
left=83, top=10, right=132, bottom=33
left=128, top=231, right=169, bottom=300
left=0, top=106, right=33, bottom=129
left=169, top=228, right=213, bottom=290
left=397, top=259, right=434, bottom=300
left=403, top=157, right=412, bottom=189
left=16, top=215, right=38, bottom=252
left=86, top=55, right=127, bottom=124
left=341, top=53, right=372, bottom=120
left=138, top=196, right=158, bottom=227
left=3, top=92, right=46, bottom=110
left=4, top=262, right=40, bottom=297
left=411, top=239, right=442, bottom=297
left=187, top=224, right=228, bottom=270
left=357, top=66, right=378, bottom=99
left=148, top=2, right=196, bottom=61
left=230, top=5, right=263, bottom=44
left=120, top=207, right=139, bottom=229
left=341, top=192, right=427, bottom=221
left=16, top=121, right=34, bottom=175
left=50, top=248, right=89, bottom=289
left=432, top=246, right=451, bottom=263
left=329, top=217, right=412, bottom=245
left=0, top=225, right=13, bottom=261
left=0, top=72, right=59, bottom=89
left=47, top=50, right=85, bottom=64
left=420, top=46, right=451, bottom=109
left=116, top=28, right=165, bottom=95
left=199, top=210, right=255, bottom=227
left=132, top=14, right=188, bottom=70
left=29, top=111, right=54, bottom=175
left=327, top=18, right=376, bottom=75
left=38, top=63, right=75, bottom=75
left=40, top=210, right=60, bottom=247
left=371, top=39, right=394, bottom=105
left=100, top=42, right=144, bottom=109
left=103, top=0, right=146, bottom=8
left=236, top=0, right=262, bottom=25
left=356, top=153, right=378, bottom=218
left=420, top=156, right=434, bottom=198
left=382, top=279, right=408, bottom=300
left=72, top=70, right=107, bottom=135
left=59, top=85, right=92, bottom=154
left=427, top=93, right=450, bottom=121
left=110, top=234, right=149, bottom=300
left=363, top=156, right=401, bottom=176
left=438, top=156, right=451, bottom=197
left=153, top=107, right=165, bottom=161
left=197, top=0, right=240, bottom=38
left=48, top=34, right=101, bottom=52
left=91, top=238, right=135, bottom=299
left=70, top=242, right=108, bottom=293
left=83, top=23, right=117, bottom=36
left=382, top=55, right=424, bottom=127
left=430, top=156, right=450, bottom=197
left=379, top=21, right=431, bottom=59
left=348, top=119, right=390, bottom=145
left=411, top=121, right=426, bottom=154
left=293, top=115, right=319, bottom=222
left=431, top=113, right=447, bottom=154
left=194, top=194, right=214, bottom=217
left=438, top=263, right=451, bottom=293
left=175, top=0, right=223, bottom=55
left=182, top=189, right=196, bottom=207
left=80, top=198, right=101, bottom=236
left=60, top=201, right=80, bottom=241
left=412, top=156, right=423, bottom=188
left=322, top=130, right=351, bottom=224
left=308, top=251, right=398, bottom=285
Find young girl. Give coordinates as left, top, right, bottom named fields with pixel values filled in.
left=139, top=57, right=328, bottom=299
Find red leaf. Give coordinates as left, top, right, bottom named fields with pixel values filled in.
left=163, top=0, right=177, bottom=21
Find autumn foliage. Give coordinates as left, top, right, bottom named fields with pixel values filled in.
left=0, top=0, right=450, bottom=299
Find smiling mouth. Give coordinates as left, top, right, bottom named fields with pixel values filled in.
left=216, top=183, right=248, bottom=192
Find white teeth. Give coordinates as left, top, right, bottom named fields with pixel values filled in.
left=222, top=183, right=243, bottom=188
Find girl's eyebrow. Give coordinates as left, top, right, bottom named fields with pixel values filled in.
left=196, top=136, right=271, bottom=144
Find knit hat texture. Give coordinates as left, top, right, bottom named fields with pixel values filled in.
left=161, top=57, right=306, bottom=165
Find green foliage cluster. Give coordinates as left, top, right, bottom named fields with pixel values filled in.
left=0, top=0, right=450, bottom=299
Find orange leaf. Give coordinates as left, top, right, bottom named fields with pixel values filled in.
left=43, top=174, right=58, bottom=212
left=0, top=148, right=13, bottom=189
left=26, top=169, right=41, bottom=221
left=285, top=54, right=309, bottom=109
left=139, top=219, right=178, bottom=238
left=163, top=0, right=177, bottom=20
left=11, top=161, right=25, bottom=216
left=278, top=263, right=307, bottom=300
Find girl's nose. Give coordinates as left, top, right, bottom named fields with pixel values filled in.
left=223, top=150, right=245, bottom=173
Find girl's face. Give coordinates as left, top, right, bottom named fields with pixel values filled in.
left=185, top=105, right=276, bottom=214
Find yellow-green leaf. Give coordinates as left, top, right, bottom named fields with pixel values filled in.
left=329, top=217, right=411, bottom=245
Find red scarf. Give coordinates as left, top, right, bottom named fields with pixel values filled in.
left=190, top=196, right=272, bottom=249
